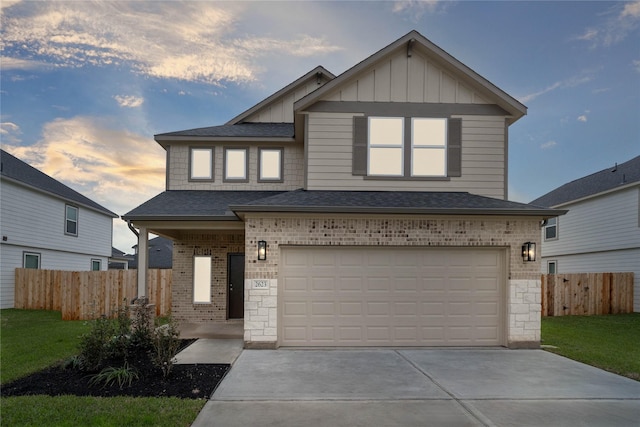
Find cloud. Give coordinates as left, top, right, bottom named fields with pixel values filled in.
left=540, top=140, right=557, bottom=150
left=0, top=56, right=49, bottom=71
left=392, top=0, right=449, bottom=21
left=114, top=95, right=144, bottom=108
left=577, top=115, right=588, bottom=122
left=0, top=121, right=21, bottom=143
left=0, top=1, right=342, bottom=85
left=518, top=73, right=594, bottom=103
left=575, top=1, right=640, bottom=47
left=634, top=59, right=640, bottom=73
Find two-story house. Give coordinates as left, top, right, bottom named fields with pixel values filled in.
left=124, top=31, right=565, bottom=349
left=0, top=149, right=118, bottom=308
left=531, top=155, right=639, bottom=312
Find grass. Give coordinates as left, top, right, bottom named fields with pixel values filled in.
left=0, top=309, right=206, bottom=427
left=541, top=313, right=640, bottom=381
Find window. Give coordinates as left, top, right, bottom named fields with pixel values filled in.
left=258, top=148, right=284, bottom=182
left=23, top=252, right=40, bottom=269
left=353, top=116, right=461, bottom=179
left=65, top=205, right=78, bottom=236
left=545, top=217, right=558, bottom=240
left=547, top=261, right=557, bottom=274
left=190, top=147, right=214, bottom=180
left=224, top=148, right=248, bottom=182
left=193, top=256, right=212, bottom=303
left=91, top=259, right=102, bottom=271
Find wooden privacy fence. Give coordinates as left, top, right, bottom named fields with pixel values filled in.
left=15, top=269, right=172, bottom=320
left=541, top=272, right=634, bottom=316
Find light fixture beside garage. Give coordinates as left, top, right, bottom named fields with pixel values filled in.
left=522, top=242, right=536, bottom=262
left=258, top=240, right=267, bottom=261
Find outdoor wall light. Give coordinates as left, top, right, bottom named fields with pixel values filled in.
left=258, top=240, right=267, bottom=261
left=522, top=242, right=536, bottom=262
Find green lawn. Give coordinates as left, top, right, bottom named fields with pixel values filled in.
left=541, top=313, right=640, bottom=381
left=0, top=309, right=205, bottom=427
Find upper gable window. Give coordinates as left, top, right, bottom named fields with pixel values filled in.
left=258, top=148, right=283, bottom=182
left=545, top=217, right=558, bottom=240
left=65, top=205, right=78, bottom=236
left=354, top=116, right=461, bottom=179
left=190, top=147, right=214, bottom=181
left=224, top=147, right=249, bottom=182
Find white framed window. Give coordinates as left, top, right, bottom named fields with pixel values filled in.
left=368, top=117, right=404, bottom=176
left=65, top=205, right=78, bottom=236
left=545, top=217, right=558, bottom=240
left=91, top=259, right=102, bottom=271
left=547, top=260, right=557, bottom=274
left=411, top=118, right=447, bottom=177
left=224, top=147, right=248, bottom=182
left=190, top=147, right=214, bottom=180
left=23, top=252, right=41, bottom=269
left=193, top=255, right=212, bottom=303
left=258, top=148, right=283, bottom=182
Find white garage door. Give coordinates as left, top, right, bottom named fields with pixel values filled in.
left=280, top=246, right=504, bottom=347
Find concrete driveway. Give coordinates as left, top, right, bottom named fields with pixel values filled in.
left=192, top=348, right=640, bottom=427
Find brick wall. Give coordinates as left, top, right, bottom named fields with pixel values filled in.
left=172, top=231, right=244, bottom=323
left=244, top=214, right=543, bottom=348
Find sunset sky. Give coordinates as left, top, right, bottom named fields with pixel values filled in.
left=1, top=1, right=639, bottom=252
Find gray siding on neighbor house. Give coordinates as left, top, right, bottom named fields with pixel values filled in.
left=167, top=143, right=305, bottom=191
left=541, top=186, right=640, bottom=312
left=305, top=112, right=507, bottom=198
left=321, top=49, right=491, bottom=105
left=0, top=180, right=112, bottom=308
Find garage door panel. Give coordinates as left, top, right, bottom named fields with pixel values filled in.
left=280, top=247, right=504, bottom=346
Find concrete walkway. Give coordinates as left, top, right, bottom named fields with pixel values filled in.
left=192, top=348, right=640, bottom=427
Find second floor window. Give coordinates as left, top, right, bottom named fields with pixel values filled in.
left=65, top=205, right=78, bottom=236
left=224, top=147, right=249, bottom=182
left=258, top=148, right=283, bottom=182
left=545, top=217, right=558, bottom=240
left=190, top=147, right=214, bottom=181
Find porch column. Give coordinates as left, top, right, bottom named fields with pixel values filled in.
left=137, top=226, right=148, bottom=298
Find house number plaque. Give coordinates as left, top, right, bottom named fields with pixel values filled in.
left=252, top=279, right=269, bottom=289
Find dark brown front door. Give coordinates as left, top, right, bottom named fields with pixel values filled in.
left=228, top=254, right=245, bottom=319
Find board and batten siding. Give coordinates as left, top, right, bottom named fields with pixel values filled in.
left=541, top=186, right=640, bottom=312
left=305, top=112, right=507, bottom=198
left=0, top=180, right=113, bottom=308
left=168, top=143, right=304, bottom=191
left=321, top=49, right=490, bottom=105
left=244, top=77, right=332, bottom=123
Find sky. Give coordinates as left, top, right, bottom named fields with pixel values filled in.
left=1, top=0, right=639, bottom=253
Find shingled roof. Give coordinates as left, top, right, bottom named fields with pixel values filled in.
left=155, top=122, right=294, bottom=139
left=531, top=155, right=640, bottom=208
left=1, top=149, right=117, bottom=217
left=230, top=190, right=565, bottom=216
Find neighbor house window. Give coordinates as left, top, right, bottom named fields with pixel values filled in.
left=23, top=252, right=40, bottom=269
left=190, top=147, right=214, bottom=181
left=547, top=260, right=557, bottom=274
left=65, top=205, right=78, bottom=236
left=224, top=147, right=249, bottom=182
left=353, top=116, right=461, bottom=179
left=91, top=259, right=102, bottom=271
left=193, top=256, right=212, bottom=303
left=545, top=217, right=558, bottom=240
left=258, top=148, right=283, bottom=182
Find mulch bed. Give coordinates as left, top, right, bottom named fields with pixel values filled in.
left=2, top=340, right=229, bottom=399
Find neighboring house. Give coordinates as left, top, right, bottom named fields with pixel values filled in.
left=124, top=31, right=564, bottom=349
left=0, top=149, right=118, bottom=309
left=531, top=155, right=640, bottom=312
left=128, top=236, right=173, bottom=269
left=109, top=247, right=134, bottom=270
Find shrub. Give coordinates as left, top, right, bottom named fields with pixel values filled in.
left=152, top=318, right=181, bottom=380
left=89, top=363, right=139, bottom=389
left=78, top=315, right=116, bottom=372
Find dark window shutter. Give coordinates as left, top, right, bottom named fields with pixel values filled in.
left=447, top=118, right=462, bottom=177
left=352, top=116, right=368, bottom=176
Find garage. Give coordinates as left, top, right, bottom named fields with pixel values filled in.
left=279, top=246, right=505, bottom=347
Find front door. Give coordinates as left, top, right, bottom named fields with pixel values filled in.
left=227, top=254, right=245, bottom=319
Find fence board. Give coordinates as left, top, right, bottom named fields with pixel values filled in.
left=15, top=269, right=172, bottom=320
left=541, top=272, right=634, bottom=316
